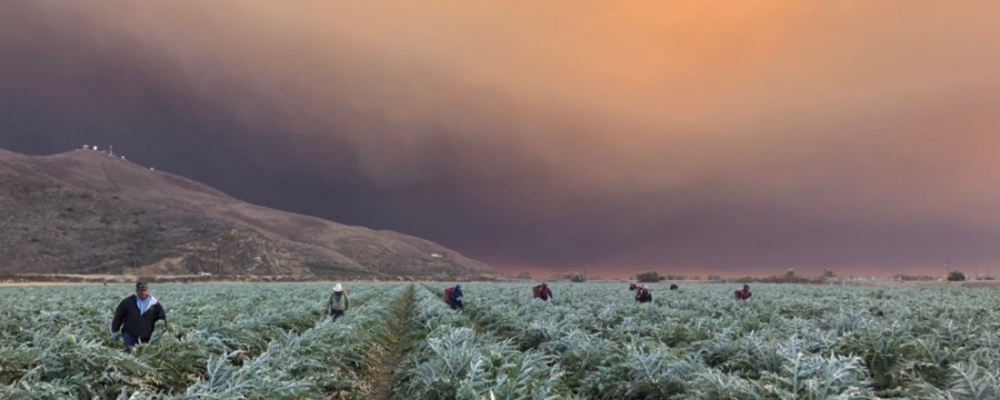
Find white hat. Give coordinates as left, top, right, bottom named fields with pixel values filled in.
left=334, top=283, right=343, bottom=292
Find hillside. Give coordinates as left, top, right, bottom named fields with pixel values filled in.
left=0, top=148, right=494, bottom=278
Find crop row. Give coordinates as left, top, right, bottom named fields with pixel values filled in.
left=0, top=283, right=404, bottom=399
left=432, top=282, right=1000, bottom=399
left=391, top=284, right=565, bottom=400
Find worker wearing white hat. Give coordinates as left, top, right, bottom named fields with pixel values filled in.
left=328, top=283, right=351, bottom=320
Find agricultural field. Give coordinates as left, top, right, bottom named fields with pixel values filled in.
left=2, top=282, right=999, bottom=399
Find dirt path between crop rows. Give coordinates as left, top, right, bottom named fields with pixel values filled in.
left=367, top=284, right=417, bottom=400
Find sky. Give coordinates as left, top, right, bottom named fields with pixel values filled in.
left=2, top=1, right=1000, bottom=278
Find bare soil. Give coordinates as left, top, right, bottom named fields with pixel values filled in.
left=369, top=284, right=417, bottom=400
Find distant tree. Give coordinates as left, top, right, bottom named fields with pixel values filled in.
left=635, top=271, right=662, bottom=283
left=786, top=268, right=796, bottom=278
left=570, top=273, right=586, bottom=283
left=517, top=272, right=531, bottom=280
left=822, top=269, right=835, bottom=278
left=707, top=274, right=722, bottom=281
left=690, top=276, right=701, bottom=281
left=947, top=271, right=966, bottom=281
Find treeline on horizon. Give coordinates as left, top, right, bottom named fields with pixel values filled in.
left=517, top=268, right=995, bottom=284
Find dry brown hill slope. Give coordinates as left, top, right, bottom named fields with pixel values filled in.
left=0, top=148, right=493, bottom=278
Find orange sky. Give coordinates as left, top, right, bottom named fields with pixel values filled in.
left=4, top=1, right=1000, bottom=277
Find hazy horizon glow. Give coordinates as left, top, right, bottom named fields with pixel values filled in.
left=2, top=1, right=1000, bottom=278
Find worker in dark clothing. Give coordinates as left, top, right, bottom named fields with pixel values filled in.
left=533, top=283, right=553, bottom=301
left=447, top=284, right=464, bottom=310
left=635, top=285, right=653, bottom=303
left=629, top=283, right=638, bottom=291
left=735, top=284, right=752, bottom=301
left=669, top=284, right=679, bottom=290
left=112, top=282, right=167, bottom=353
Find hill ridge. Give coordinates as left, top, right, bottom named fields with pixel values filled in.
left=0, top=148, right=493, bottom=278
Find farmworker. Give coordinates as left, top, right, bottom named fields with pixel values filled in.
left=734, top=284, right=752, bottom=301
left=111, top=281, right=167, bottom=354
left=670, top=284, right=679, bottom=290
left=533, top=282, right=553, bottom=301
left=635, top=285, right=653, bottom=303
left=328, top=283, right=351, bottom=320
left=446, top=284, right=464, bottom=310
left=629, top=283, right=638, bottom=291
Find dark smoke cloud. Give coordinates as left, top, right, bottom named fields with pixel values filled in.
left=3, top=1, right=1000, bottom=277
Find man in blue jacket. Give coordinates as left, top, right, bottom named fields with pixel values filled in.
left=448, top=284, right=464, bottom=310
left=111, top=282, right=167, bottom=353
